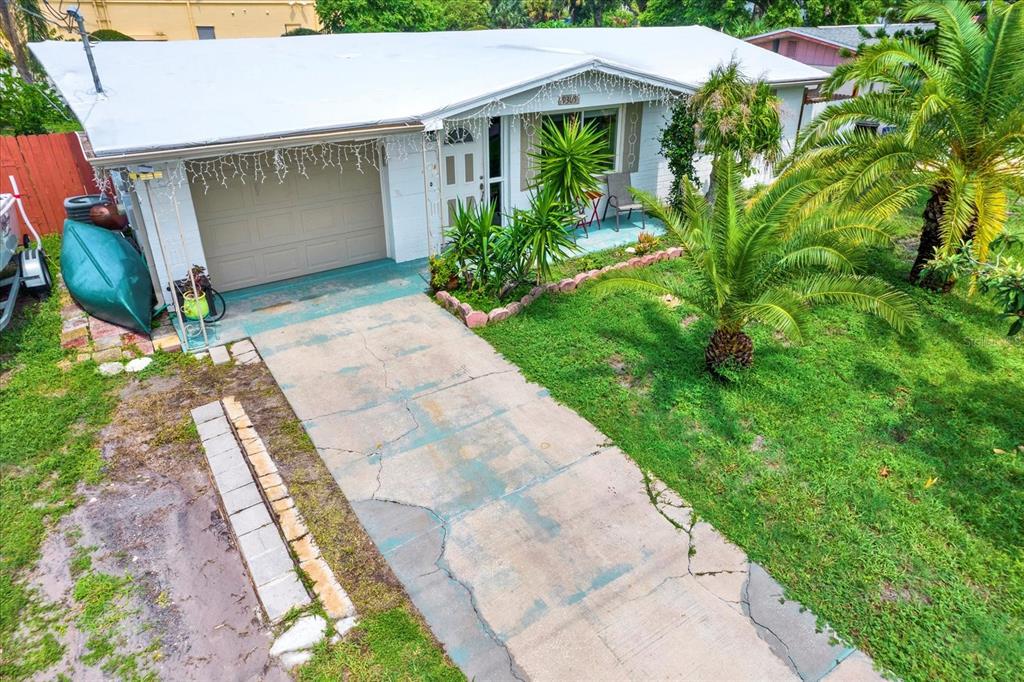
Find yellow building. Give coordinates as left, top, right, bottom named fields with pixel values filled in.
left=69, top=0, right=321, bottom=41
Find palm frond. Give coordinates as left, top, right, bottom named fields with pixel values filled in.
left=795, top=274, right=919, bottom=332
left=976, top=0, right=1024, bottom=117
left=738, top=289, right=808, bottom=342
left=774, top=245, right=862, bottom=274
left=937, top=163, right=978, bottom=250
left=972, top=182, right=1008, bottom=263
left=593, top=270, right=715, bottom=318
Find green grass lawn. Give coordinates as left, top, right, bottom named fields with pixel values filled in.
left=0, top=237, right=121, bottom=678
left=478, top=220, right=1024, bottom=680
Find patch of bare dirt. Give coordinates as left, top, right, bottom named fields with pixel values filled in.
left=31, top=353, right=446, bottom=680
left=29, top=364, right=292, bottom=681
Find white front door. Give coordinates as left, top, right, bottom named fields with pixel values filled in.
left=442, top=126, right=484, bottom=225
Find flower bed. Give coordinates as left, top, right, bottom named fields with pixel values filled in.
left=435, top=246, right=685, bottom=328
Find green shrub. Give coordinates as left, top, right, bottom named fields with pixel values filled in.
left=89, top=29, right=134, bottom=40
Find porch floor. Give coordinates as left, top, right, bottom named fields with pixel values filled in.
left=174, top=213, right=663, bottom=351
left=571, top=212, right=664, bottom=251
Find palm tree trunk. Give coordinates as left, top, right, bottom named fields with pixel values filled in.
left=705, top=329, right=754, bottom=376
left=909, top=185, right=946, bottom=285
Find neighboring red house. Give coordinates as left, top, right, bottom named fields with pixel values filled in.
left=747, top=22, right=932, bottom=95
left=747, top=22, right=932, bottom=131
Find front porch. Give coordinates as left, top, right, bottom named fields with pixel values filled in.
left=174, top=213, right=662, bottom=351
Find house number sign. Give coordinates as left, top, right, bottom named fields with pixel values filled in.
left=558, top=93, right=581, bottom=106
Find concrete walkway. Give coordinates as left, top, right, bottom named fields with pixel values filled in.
left=253, top=294, right=880, bottom=681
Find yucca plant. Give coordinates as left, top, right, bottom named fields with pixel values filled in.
left=443, top=199, right=498, bottom=291
left=596, top=156, right=918, bottom=375
left=509, top=184, right=579, bottom=284
left=788, top=0, right=1024, bottom=286
left=530, top=116, right=613, bottom=207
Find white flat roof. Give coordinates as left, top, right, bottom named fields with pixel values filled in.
left=32, top=26, right=827, bottom=158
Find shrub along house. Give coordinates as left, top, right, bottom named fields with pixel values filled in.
left=31, top=28, right=824, bottom=311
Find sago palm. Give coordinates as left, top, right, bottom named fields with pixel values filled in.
left=596, top=156, right=918, bottom=374
left=788, top=0, right=1024, bottom=285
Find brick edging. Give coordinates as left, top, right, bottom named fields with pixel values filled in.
left=434, top=246, right=685, bottom=328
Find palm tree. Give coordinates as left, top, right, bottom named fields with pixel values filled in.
left=788, top=0, right=1024, bottom=286
left=596, top=156, right=918, bottom=375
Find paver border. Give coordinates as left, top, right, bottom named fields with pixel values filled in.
left=434, top=247, right=685, bottom=328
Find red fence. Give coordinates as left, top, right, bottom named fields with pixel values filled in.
left=1, top=132, right=99, bottom=235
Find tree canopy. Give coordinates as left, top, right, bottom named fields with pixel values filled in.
left=315, top=0, right=895, bottom=35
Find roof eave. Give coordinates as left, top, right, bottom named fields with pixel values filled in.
left=85, top=121, right=426, bottom=167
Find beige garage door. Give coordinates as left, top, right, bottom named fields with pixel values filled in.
left=190, top=160, right=386, bottom=291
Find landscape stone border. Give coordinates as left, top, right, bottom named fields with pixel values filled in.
left=435, top=247, right=685, bottom=328
left=191, top=395, right=358, bottom=668
left=220, top=395, right=357, bottom=625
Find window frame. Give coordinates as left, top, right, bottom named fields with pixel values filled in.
left=541, top=104, right=625, bottom=174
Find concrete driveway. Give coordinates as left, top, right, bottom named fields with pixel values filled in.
left=253, top=294, right=877, bottom=681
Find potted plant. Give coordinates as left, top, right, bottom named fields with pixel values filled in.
left=428, top=252, right=460, bottom=292
left=179, top=264, right=211, bottom=320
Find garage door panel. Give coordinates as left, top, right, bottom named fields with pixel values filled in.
left=263, top=247, right=304, bottom=280
left=296, top=167, right=342, bottom=199
left=202, top=216, right=257, bottom=251
left=343, top=195, right=385, bottom=230
left=338, top=167, right=379, bottom=193
left=192, top=161, right=386, bottom=291
left=347, top=229, right=387, bottom=262
left=298, top=204, right=339, bottom=238
left=252, top=178, right=297, bottom=207
left=194, top=181, right=250, bottom=217
left=209, top=253, right=260, bottom=290
left=255, top=210, right=303, bottom=244
left=304, top=236, right=348, bottom=269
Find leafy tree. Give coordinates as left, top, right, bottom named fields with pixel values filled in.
left=529, top=116, right=612, bottom=207
left=90, top=29, right=135, bottom=40
left=439, top=0, right=491, bottom=29
left=524, top=0, right=566, bottom=23
left=0, top=52, right=76, bottom=135
left=282, top=27, right=321, bottom=36
left=316, top=0, right=445, bottom=32
left=802, top=0, right=886, bottom=26
left=597, top=156, right=917, bottom=375
left=0, top=0, right=52, bottom=82
left=490, top=0, right=529, bottom=27
left=789, top=0, right=1024, bottom=285
left=658, top=95, right=699, bottom=210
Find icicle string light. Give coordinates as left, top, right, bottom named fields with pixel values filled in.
left=93, top=70, right=681, bottom=202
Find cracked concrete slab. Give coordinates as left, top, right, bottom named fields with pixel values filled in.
left=254, top=294, right=882, bottom=681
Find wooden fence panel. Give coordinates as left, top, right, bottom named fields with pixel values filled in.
left=0, top=132, right=99, bottom=235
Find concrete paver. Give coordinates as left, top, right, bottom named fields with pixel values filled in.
left=255, top=294, right=881, bottom=681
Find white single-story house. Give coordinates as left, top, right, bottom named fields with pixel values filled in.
left=32, top=27, right=826, bottom=303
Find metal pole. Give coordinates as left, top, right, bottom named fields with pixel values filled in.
left=67, top=8, right=103, bottom=94
left=169, top=185, right=209, bottom=350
